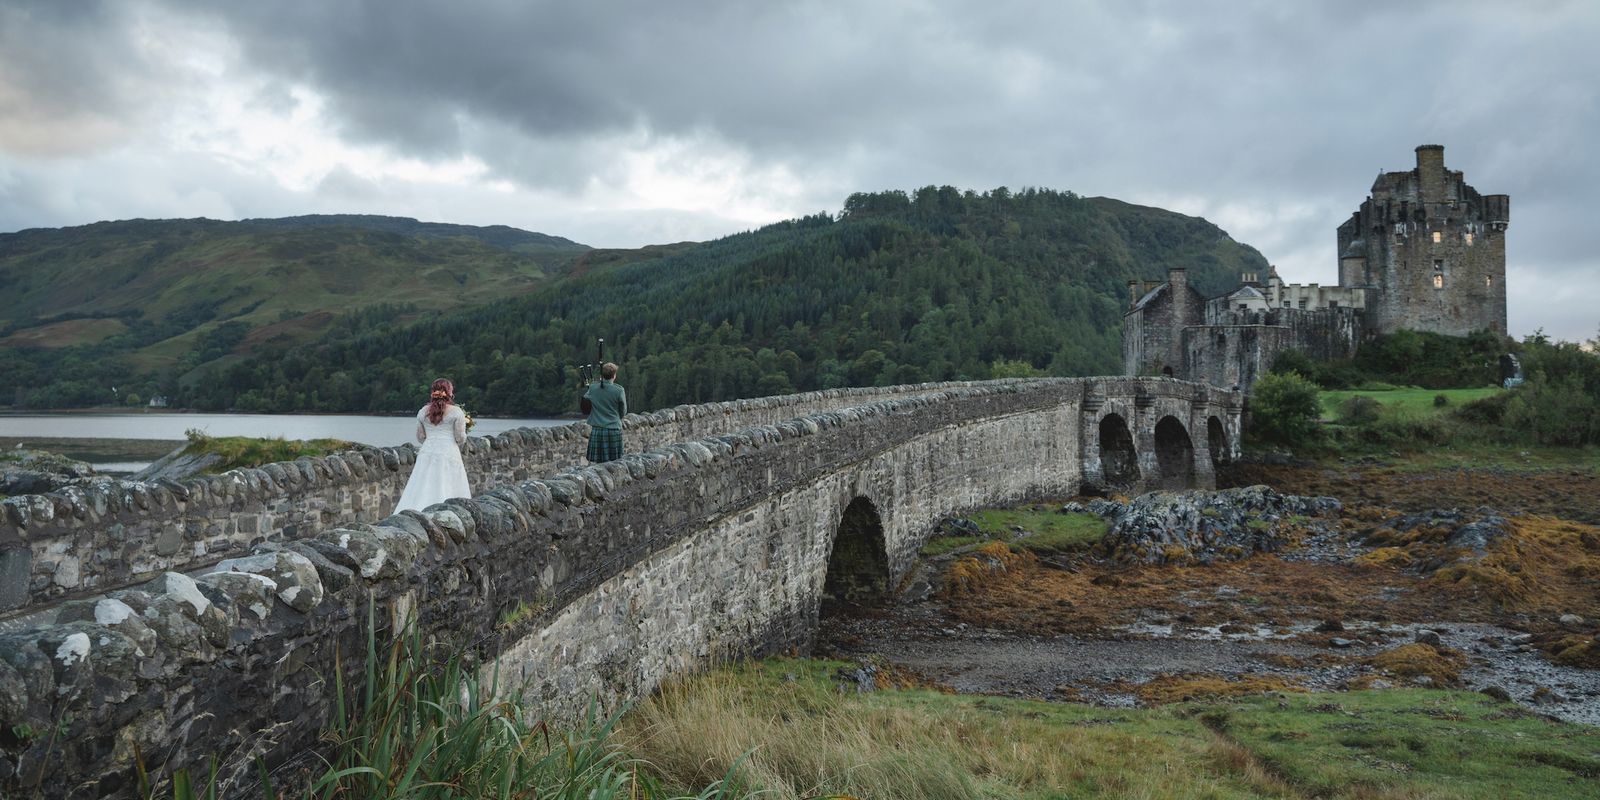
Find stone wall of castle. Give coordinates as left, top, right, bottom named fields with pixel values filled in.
left=1183, top=308, right=1364, bottom=389
left=1336, top=144, right=1508, bottom=336
left=1122, top=269, right=1204, bottom=377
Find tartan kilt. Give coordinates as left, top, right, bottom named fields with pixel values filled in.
left=586, top=426, right=624, bottom=463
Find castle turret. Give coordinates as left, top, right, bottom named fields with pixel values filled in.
left=1416, top=144, right=1447, bottom=202
left=1340, top=145, right=1507, bottom=336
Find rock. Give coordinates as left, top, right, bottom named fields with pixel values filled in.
left=1529, top=686, right=1566, bottom=706
left=1101, top=486, right=1341, bottom=565
left=1445, top=516, right=1509, bottom=553
left=1558, top=613, right=1586, bottom=628
left=131, top=444, right=222, bottom=483
left=1480, top=685, right=1512, bottom=703
left=211, top=551, right=324, bottom=613
left=1414, top=629, right=1443, bottom=647
left=833, top=661, right=878, bottom=693
left=1509, top=633, right=1535, bottom=645
left=1314, top=619, right=1345, bottom=633
left=0, top=450, right=97, bottom=495
left=933, top=517, right=981, bottom=538
left=1329, top=637, right=1356, bottom=648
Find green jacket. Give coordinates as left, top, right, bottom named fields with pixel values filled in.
left=582, top=380, right=627, bottom=429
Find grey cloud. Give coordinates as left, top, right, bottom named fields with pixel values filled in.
left=1, top=0, right=1597, bottom=340
left=0, top=2, right=161, bottom=155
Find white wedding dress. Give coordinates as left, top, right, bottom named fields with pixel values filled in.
left=395, top=405, right=472, bottom=513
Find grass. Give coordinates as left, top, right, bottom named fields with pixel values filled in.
left=144, top=606, right=754, bottom=800
left=920, top=505, right=1108, bottom=557
left=1306, top=386, right=1600, bottom=473
left=181, top=430, right=360, bottom=473
left=1318, top=387, right=1503, bottom=421
left=619, top=658, right=1600, bottom=800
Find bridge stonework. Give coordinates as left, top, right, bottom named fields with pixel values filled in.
left=0, top=378, right=1237, bottom=798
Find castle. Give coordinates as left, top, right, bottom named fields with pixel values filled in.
left=1123, top=144, right=1509, bottom=389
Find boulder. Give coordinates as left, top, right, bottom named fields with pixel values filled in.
left=131, top=444, right=222, bottom=483
left=1094, top=485, right=1341, bottom=565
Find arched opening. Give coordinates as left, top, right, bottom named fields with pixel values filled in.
left=1207, top=416, right=1230, bottom=469
left=822, top=497, right=890, bottom=617
left=1154, top=416, right=1195, bottom=489
left=1161, top=366, right=1174, bottom=377
left=1098, top=414, right=1140, bottom=489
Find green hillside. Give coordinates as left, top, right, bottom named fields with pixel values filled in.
left=0, top=216, right=589, bottom=405
left=163, top=187, right=1266, bottom=415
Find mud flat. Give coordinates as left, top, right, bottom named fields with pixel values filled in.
left=823, top=609, right=1600, bottom=726
left=822, top=464, right=1600, bottom=728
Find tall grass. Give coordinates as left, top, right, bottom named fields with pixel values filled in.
left=147, top=605, right=756, bottom=799
left=181, top=429, right=359, bottom=473
left=617, top=660, right=1276, bottom=800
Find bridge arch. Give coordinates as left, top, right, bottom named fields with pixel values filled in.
left=1153, top=415, right=1195, bottom=489
left=1207, top=416, right=1230, bottom=469
left=1097, top=413, right=1141, bottom=489
left=821, top=495, right=890, bottom=616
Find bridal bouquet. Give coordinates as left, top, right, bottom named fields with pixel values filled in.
left=461, top=407, right=476, bottom=432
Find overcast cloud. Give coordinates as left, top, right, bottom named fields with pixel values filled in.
left=1, top=0, right=1595, bottom=340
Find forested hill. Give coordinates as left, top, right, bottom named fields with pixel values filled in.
left=0, top=215, right=589, bottom=406
left=179, top=187, right=1266, bottom=415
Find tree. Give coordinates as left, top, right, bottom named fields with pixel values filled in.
left=1248, top=372, right=1322, bottom=446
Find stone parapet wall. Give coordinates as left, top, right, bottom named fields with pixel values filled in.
left=0, top=382, right=997, bottom=616
left=0, top=378, right=1240, bottom=798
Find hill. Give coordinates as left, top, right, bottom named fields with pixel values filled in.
left=238, top=214, right=585, bottom=252
left=0, top=216, right=590, bottom=406
left=168, top=187, right=1268, bottom=415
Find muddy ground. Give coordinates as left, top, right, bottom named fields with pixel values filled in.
left=820, top=462, right=1600, bottom=726
left=1223, top=460, right=1600, bottom=525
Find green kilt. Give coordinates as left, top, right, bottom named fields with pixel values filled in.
left=587, top=426, right=623, bottom=463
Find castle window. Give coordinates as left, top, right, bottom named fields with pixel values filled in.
left=1282, top=301, right=1291, bottom=308
left=1464, top=232, right=1474, bottom=245
left=1238, top=304, right=1248, bottom=312
left=1216, top=333, right=1227, bottom=347
left=1329, top=300, right=1339, bottom=308
left=1431, top=231, right=1442, bottom=243
left=1297, top=299, right=1307, bottom=309
left=1433, top=274, right=1444, bottom=289
left=1485, top=276, right=1492, bottom=288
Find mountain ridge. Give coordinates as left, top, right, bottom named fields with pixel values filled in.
left=0, top=189, right=1268, bottom=412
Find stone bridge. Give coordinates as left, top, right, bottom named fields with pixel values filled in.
left=0, top=377, right=1239, bottom=798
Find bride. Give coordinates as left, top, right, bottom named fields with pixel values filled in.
left=395, top=378, right=472, bottom=513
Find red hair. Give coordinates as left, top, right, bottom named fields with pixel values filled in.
left=426, top=378, right=453, bottom=425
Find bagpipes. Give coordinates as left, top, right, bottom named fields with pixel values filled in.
left=577, top=338, right=606, bottom=386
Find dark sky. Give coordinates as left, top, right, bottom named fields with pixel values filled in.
left=1, top=0, right=1594, bottom=340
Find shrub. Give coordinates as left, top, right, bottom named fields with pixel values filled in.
left=1269, top=349, right=1318, bottom=380
left=1455, top=391, right=1510, bottom=425
left=1337, top=395, right=1382, bottom=425
left=1247, top=371, right=1322, bottom=446
left=1503, top=373, right=1600, bottom=446
left=1433, top=393, right=1449, bottom=408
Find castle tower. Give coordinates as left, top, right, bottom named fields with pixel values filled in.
left=1335, top=145, right=1508, bottom=336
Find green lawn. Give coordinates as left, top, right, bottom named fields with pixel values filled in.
left=1319, top=387, right=1503, bottom=421
left=920, top=505, right=1108, bottom=557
